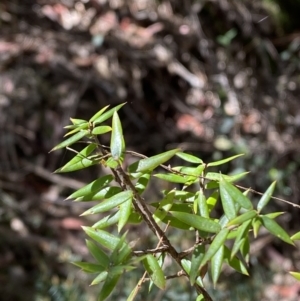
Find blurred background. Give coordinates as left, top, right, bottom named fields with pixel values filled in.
left=1, top=0, right=300, bottom=300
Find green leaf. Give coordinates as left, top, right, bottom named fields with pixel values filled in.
left=90, top=105, right=110, bottom=122
left=83, top=227, right=119, bottom=250
left=128, top=149, right=180, bottom=173
left=206, top=172, right=249, bottom=183
left=200, top=228, right=229, bottom=269
left=67, top=175, right=114, bottom=200
left=98, top=274, right=121, bottom=301
left=118, top=197, right=132, bottom=232
left=231, top=220, right=252, bottom=259
left=180, top=259, right=191, bottom=275
left=93, top=212, right=120, bottom=229
left=190, top=245, right=205, bottom=285
left=85, top=240, right=109, bottom=268
left=93, top=103, right=126, bottom=126
left=173, top=190, right=195, bottom=201
left=241, top=235, right=250, bottom=264
left=160, top=215, right=191, bottom=230
left=105, top=157, right=120, bottom=169
left=81, top=191, right=133, bottom=215
left=161, top=203, right=196, bottom=213
left=127, top=212, right=142, bottom=224
left=291, top=231, right=300, bottom=241
left=153, top=190, right=175, bottom=223
left=54, top=143, right=98, bottom=173
left=173, top=165, right=205, bottom=177
left=64, top=122, right=89, bottom=137
left=257, top=181, right=276, bottom=213
left=206, top=191, right=219, bottom=212
left=205, top=181, right=219, bottom=190
left=72, top=261, right=105, bottom=273
left=211, top=245, right=224, bottom=287
left=193, top=196, right=198, bottom=214
left=171, top=212, right=221, bottom=233
left=70, top=118, right=87, bottom=125
left=220, top=177, right=253, bottom=210
left=265, top=212, right=285, bottom=219
left=227, top=228, right=239, bottom=240
left=110, top=112, right=124, bottom=160
left=110, top=233, right=131, bottom=265
left=219, top=177, right=237, bottom=220
left=92, top=125, right=112, bottom=135
left=260, top=216, right=294, bottom=245
left=181, top=165, right=206, bottom=177
left=180, top=259, right=204, bottom=287
left=108, top=265, right=135, bottom=276
left=50, top=130, right=88, bottom=152
left=176, top=152, right=203, bottom=164
left=289, top=271, right=300, bottom=281
left=198, top=191, right=209, bottom=218
left=75, top=186, right=122, bottom=202
left=252, top=217, right=261, bottom=238
left=64, top=118, right=87, bottom=130
left=227, top=210, right=257, bottom=226
left=231, top=238, right=245, bottom=261
left=143, top=255, right=166, bottom=289
left=154, top=173, right=191, bottom=184
left=91, top=271, right=108, bottom=285
left=224, top=246, right=249, bottom=275
left=135, top=173, right=151, bottom=194
left=196, top=295, right=205, bottom=301
left=207, top=154, right=244, bottom=167
left=129, top=255, right=150, bottom=266
left=219, top=215, right=229, bottom=228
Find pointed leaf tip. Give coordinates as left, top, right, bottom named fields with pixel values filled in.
left=50, top=130, right=88, bottom=152
left=207, top=154, right=244, bottom=167
left=143, top=254, right=166, bottom=289
left=200, top=228, right=229, bottom=269
left=92, top=102, right=126, bottom=126
left=257, top=181, right=276, bottom=213
left=261, top=216, right=294, bottom=245
left=290, top=271, right=300, bottom=281
left=129, top=149, right=180, bottom=173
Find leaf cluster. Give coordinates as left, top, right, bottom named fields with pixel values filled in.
left=51, top=104, right=300, bottom=301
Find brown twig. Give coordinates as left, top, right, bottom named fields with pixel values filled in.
left=235, top=184, right=300, bottom=209
left=93, top=138, right=213, bottom=300
left=143, top=270, right=186, bottom=282
left=133, top=246, right=169, bottom=256
left=126, top=150, right=300, bottom=209
left=131, top=223, right=170, bottom=300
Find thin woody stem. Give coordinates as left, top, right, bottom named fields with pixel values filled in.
left=93, top=136, right=213, bottom=301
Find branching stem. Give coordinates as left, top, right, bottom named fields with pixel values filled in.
left=93, top=136, right=213, bottom=300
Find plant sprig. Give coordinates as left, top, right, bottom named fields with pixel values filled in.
left=51, top=104, right=300, bottom=301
